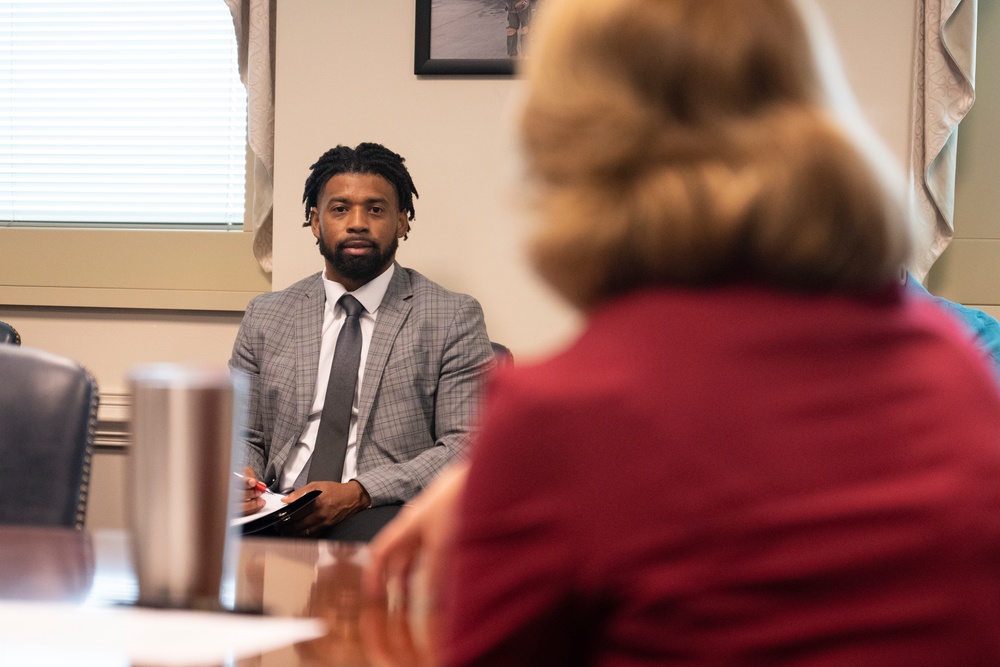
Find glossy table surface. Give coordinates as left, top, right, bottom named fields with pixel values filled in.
left=0, top=525, right=437, bottom=667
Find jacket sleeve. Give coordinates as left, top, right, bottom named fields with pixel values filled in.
left=229, top=298, right=268, bottom=477
left=353, top=295, right=495, bottom=505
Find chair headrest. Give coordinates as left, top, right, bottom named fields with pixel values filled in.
left=0, top=321, right=21, bottom=346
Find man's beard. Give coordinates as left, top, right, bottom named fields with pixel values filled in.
left=318, top=230, right=398, bottom=284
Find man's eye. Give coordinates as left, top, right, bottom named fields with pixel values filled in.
left=371, top=207, right=384, bottom=214
left=332, top=205, right=347, bottom=213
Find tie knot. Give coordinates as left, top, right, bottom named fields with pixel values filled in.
left=338, top=294, right=364, bottom=318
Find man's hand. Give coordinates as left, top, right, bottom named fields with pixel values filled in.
left=281, top=480, right=371, bottom=537
left=238, top=466, right=265, bottom=516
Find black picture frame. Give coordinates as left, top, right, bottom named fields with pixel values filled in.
left=414, top=0, right=516, bottom=76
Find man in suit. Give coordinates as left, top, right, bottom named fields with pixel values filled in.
left=230, top=142, right=494, bottom=540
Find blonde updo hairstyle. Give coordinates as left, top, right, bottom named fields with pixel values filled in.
left=521, top=0, right=912, bottom=310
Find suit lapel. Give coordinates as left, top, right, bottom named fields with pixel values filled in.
left=357, top=265, right=412, bottom=437
left=295, top=274, right=326, bottom=424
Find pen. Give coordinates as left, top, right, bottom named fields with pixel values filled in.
left=233, top=471, right=276, bottom=495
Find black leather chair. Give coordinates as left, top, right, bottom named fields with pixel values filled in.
left=491, top=341, right=514, bottom=365
left=0, top=346, right=99, bottom=529
left=0, top=321, right=20, bottom=346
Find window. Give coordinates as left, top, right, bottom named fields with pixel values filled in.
left=0, top=0, right=248, bottom=228
left=0, top=0, right=268, bottom=310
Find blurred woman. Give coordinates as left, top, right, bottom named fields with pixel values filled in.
left=369, top=0, right=1000, bottom=664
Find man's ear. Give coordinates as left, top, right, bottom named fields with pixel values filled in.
left=397, top=211, right=410, bottom=240
left=310, top=207, right=321, bottom=239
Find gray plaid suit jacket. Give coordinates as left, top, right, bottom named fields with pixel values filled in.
left=229, top=263, right=495, bottom=506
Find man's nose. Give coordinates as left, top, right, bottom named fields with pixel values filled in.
left=346, top=210, right=370, bottom=231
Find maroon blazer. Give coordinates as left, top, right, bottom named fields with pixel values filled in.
left=445, top=285, right=1000, bottom=666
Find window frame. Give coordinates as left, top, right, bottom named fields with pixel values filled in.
left=0, top=226, right=269, bottom=311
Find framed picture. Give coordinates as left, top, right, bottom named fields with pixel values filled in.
left=415, top=0, right=538, bottom=75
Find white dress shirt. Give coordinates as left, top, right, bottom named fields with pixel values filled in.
left=277, top=264, right=394, bottom=492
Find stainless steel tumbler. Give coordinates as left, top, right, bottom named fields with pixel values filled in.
left=127, top=364, right=245, bottom=610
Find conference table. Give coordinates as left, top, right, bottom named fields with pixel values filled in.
left=0, top=525, right=438, bottom=666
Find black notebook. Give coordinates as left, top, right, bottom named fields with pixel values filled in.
left=233, top=489, right=321, bottom=536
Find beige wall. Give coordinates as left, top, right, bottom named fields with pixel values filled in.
left=0, top=0, right=929, bottom=529
left=272, top=0, right=919, bottom=363
left=1, top=307, right=244, bottom=529
left=271, top=1, right=580, bottom=362
left=814, top=0, right=917, bottom=165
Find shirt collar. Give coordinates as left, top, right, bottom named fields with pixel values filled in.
left=321, top=263, right=395, bottom=315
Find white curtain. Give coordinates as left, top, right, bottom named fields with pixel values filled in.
left=909, top=0, right=978, bottom=281
left=225, top=0, right=276, bottom=273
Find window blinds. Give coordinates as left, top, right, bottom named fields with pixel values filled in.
left=0, top=0, right=248, bottom=227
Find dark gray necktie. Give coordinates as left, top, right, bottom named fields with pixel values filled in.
left=308, top=294, right=364, bottom=483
